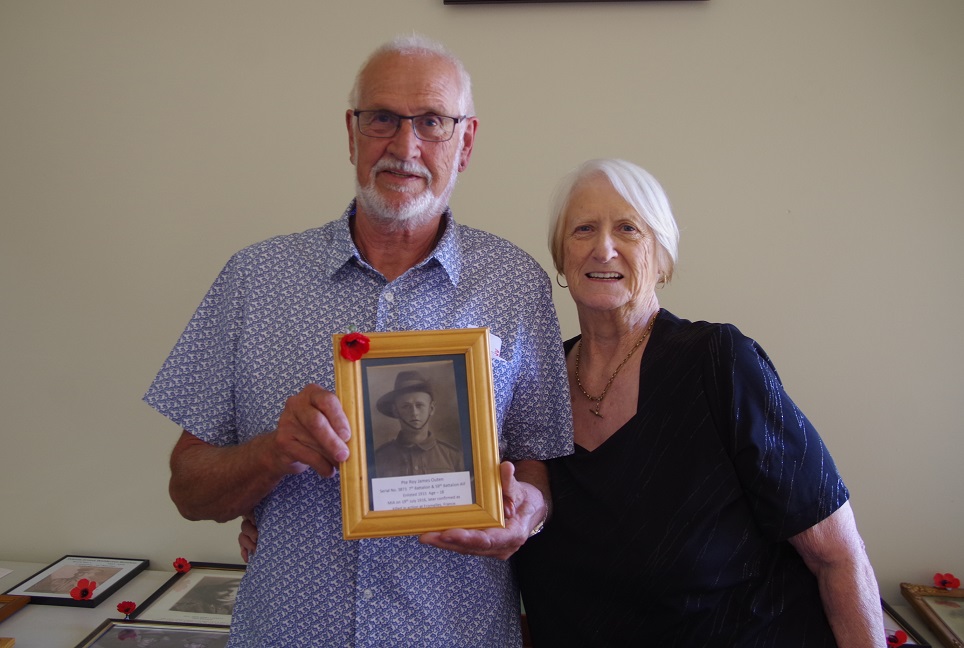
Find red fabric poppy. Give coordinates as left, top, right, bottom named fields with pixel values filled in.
left=886, top=629, right=907, bottom=647
left=117, top=600, right=137, bottom=616
left=340, top=332, right=371, bottom=361
left=934, top=572, right=961, bottom=590
left=173, top=557, right=191, bottom=573
left=69, top=578, right=97, bottom=600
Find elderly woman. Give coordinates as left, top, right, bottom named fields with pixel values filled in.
left=514, top=159, right=884, bottom=647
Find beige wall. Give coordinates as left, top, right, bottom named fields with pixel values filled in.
left=1, top=0, right=961, bottom=604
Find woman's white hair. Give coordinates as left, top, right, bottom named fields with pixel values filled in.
left=548, top=158, right=680, bottom=281
left=348, top=34, right=474, bottom=116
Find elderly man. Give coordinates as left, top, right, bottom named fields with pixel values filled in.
left=145, top=34, right=572, bottom=647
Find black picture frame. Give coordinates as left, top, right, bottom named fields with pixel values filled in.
left=74, top=618, right=229, bottom=648
left=3, top=555, right=149, bottom=608
left=131, top=562, right=245, bottom=627
left=883, top=597, right=932, bottom=647
left=445, top=0, right=705, bottom=4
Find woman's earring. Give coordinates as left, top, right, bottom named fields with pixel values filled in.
left=556, top=274, right=569, bottom=289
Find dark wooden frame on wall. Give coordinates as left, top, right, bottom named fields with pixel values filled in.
left=445, top=0, right=705, bottom=4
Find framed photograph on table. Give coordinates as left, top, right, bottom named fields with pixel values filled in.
left=74, top=619, right=229, bottom=647
left=3, top=555, right=149, bottom=608
left=901, top=583, right=964, bottom=648
left=883, top=598, right=931, bottom=647
left=132, top=562, right=244, bottom=627
left=333, top=328, right=503, bottom=540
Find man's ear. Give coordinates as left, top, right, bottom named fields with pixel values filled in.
left=346, top=110, right=357, bottom=165
left=457, top=116, right=478, bottom=172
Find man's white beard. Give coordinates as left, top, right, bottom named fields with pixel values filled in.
left=355, top=149, right=460, bottom=229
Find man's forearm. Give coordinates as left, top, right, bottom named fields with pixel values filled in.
left=169, top=431, right=289, bottom=523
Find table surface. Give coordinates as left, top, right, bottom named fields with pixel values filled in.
left=1, top=559, right=947, bottom=647
left=1, top=560, right=175, bottom=648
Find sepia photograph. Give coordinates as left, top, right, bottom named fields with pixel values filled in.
left=133, top=563, right=244, bottom=627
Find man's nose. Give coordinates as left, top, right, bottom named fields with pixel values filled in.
left=387, top=119, right=420, bottom=159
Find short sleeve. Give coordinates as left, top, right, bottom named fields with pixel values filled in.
left=706, top=325, right=849, bottom=540
left=143, top=255, right=245, bottom=445
left=497, top=269, right=573, bottom=463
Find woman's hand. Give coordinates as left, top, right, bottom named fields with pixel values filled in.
left=239, top=513, right=259, bottom=563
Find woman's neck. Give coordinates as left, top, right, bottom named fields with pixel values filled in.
left=576, top=295, right=661, bottom=350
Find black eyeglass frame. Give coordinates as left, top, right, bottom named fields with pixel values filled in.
left=352, top=109, right=469, bottom=142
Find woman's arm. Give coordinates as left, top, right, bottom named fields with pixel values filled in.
left=788, top=501, right=886, bottom=648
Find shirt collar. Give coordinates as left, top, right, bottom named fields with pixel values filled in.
left=397, top=431, right=440, bottom=452
left=326, top=200, right=462, bottom=286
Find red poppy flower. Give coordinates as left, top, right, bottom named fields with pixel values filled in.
left=886, top=629, right=907, bottom=647
left=340, top=332, right=371, bottom=361
left=117, top=600, right=137, bottom=617
left=70, top=578, right=97, bottom=600
left=173, top=557, right=191, bottom=573
left=934, top=572, right=960, bottom=590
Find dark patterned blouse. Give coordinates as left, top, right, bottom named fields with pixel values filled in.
left=516, top=309, right=847, bottom=648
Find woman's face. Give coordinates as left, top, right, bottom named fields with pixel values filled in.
left=561, top=175, right=661, bottom=315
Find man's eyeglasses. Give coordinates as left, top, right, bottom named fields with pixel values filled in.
left=353, top=110, right=467, bottom=142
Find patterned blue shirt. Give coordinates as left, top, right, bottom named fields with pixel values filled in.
left=144, top=202, right=574, bottom=647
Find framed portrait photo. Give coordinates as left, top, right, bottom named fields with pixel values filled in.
left=901, top=582, right=964, bottom=648
left=333, top=328, right=503, bottom=539
left=74, top=619, right=229, bottom=648
left=131, top=562, right=244, bottom=627
left=3, top=555, right=149, bottom=608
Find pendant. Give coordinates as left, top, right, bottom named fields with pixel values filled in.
left=590, top=406, right=603, bottom=418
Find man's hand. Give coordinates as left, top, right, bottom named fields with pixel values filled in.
left=418, top=461, right=547, bottom=561
left=269, top=383, right=353, bottom=477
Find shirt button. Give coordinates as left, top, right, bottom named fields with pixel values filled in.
left=384, top=292, right=394, bottom=303
left=362, top=589, right=373, bottom=600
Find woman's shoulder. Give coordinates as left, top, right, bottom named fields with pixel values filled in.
left=654, top=310, right=764, bottom=364
left=657, top=309, right=746, bottom=342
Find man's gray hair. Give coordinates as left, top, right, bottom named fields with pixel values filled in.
left=348, top=34, right=475, bottom=116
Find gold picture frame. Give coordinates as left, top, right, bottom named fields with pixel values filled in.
left=901, top=583, right=964, bottom=648
left=0, top=595, right=30, bottom=623
left=333, top=328, right=503, bottom=539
